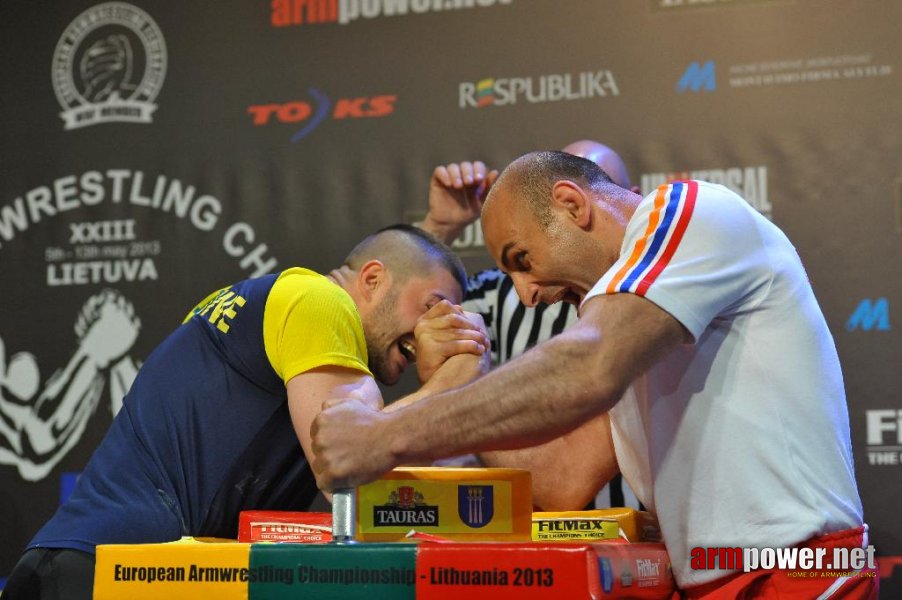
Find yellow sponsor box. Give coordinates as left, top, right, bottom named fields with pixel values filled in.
left=94, top=537, right=250, bottom=600
left=356, top=467, right=532, bottom=542
left=532, top=508, right=643, bottom=542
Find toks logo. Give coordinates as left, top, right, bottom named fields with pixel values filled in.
left=248, top=89, right=396, bottom=142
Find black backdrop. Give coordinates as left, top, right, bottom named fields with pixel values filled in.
left=1, top=0, right=900, bottom=593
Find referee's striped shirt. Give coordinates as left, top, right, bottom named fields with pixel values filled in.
left=462, top=267, right=642, bottom=512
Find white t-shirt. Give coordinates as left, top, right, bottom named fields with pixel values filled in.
left=583, top=181, right=862, bottom=587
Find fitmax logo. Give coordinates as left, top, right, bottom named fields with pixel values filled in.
left=846, top=298, right=890, bottom=331
left=866, top=410, right=902, bottom=466
left=677, top=61, right=716, bottom=92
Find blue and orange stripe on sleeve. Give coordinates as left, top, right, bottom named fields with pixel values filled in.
left=606, top=181, right=698, bottom=297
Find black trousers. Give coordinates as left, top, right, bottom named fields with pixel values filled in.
left=3, top=548, right=94, bottom=600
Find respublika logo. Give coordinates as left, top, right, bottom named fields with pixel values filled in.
left=271, top=0, right=513, bottom=27
left=248, top=89, right=396, bottom=142
left=846, top=298, right=890, bottom=331
left=640, top=166, right=771, bottom=219
left=459, top=70, right=619, bottom=109
left=866, top=409, right=902, bottom=466
left=53, top=2, right=167, bottom=130
left=677, top=60, right=716, bottom=92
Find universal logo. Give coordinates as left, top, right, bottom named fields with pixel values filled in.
left=53, top=2, right=167, bottom=130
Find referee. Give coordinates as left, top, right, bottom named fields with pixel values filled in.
left=421, top=140, right=643, bottom=512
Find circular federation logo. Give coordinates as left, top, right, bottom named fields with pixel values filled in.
left=52, top=2, right=167, bottom=130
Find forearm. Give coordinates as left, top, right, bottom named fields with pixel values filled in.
left=386, top=326, right=619, bottom=465
left=419, top=215, right=464, bottom=246
left=386, top=352, right=488, bottom=413
left=480, top=413, right=618, bottom=511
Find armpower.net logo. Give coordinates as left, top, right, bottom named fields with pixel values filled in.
left=271, top=0, right=513, bottom=27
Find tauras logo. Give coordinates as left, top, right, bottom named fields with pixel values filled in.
left=373, top=485, right=439, bottom=526
left=53, top=3, right=167, bottom=130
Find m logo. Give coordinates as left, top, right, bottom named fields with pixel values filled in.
left=846, top=298, right=890, bottom=331
left=458, top=485, right=494, bottom=528
left=677, top=61, right=716, bottom=92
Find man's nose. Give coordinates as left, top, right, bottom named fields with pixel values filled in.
left=510, top=273, right=540, bottom=307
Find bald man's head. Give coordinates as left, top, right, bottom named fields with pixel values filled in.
left=561, top=139, right=632, bottom=190
left=486, top=150, right=618, bottom=229
left=343, top=224, right=467, bottom=293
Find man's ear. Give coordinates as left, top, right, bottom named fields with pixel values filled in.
left=357, top=259, right=388, bottom=301
left=551, top=180, right=591, bottom=229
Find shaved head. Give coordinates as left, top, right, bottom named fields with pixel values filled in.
left=344, top=224, right=467, bottom=293
left=561, top=139, right=632, bottom=190
left=485, top=151, right=619, bottom=229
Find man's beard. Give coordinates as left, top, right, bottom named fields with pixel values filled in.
left=363, top=287, right=400, bottom=385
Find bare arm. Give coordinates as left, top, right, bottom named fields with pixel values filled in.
left=312, top=292, right=689, bottom=491
left=420, top=161, right=497, bottom=245
left=480, top=413, right=618, bottom=511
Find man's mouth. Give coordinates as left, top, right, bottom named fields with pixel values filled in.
left=398, top=339, right=417, bottom=363
left=547, top=287, right=580, bottom=305
left=562, top=289, right=582, bottom=305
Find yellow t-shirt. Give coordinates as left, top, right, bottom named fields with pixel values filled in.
left=262, top=267, right=371, bottom=383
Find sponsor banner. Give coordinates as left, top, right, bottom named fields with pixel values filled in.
left=237, top=511, right=332, bottom=543
left=0, top=169, right=277, bottom=483
left=53, top=3, right=166, bottom=130
left=460, top=70, right=619, bottom=109
left=248, top=543, right=416, bottom=600
left=649, top=0, right=791, bottom=12
left=94, top=539, right=251, bottom=600
left=271, top=0, right=514, bottom=27
left=416, top=542, right=674, bottom=600
left=416, top=542, right=595, bottom=600
left=640, top=167, right=771, bottom=219
left=677, top=54, right=894, bottom=94
left=691, top=545, right=878, bottom=573
left=728, top=54, right=893, bottom=88
left=355, top=467, right=532, bottom=541
left=248, top=90, right=397, bottom=143
left=847, top=299, right=891, bottom=332
left=865, top=409, right=902, bottom=467
left=360, top=480, right=512, bottom=534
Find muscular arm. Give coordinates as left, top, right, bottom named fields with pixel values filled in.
left=480, top=413, right=618, bottom=511
left=312, top=292, right=689, bottom=490
left=290, top=350, right=488, bottom=494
